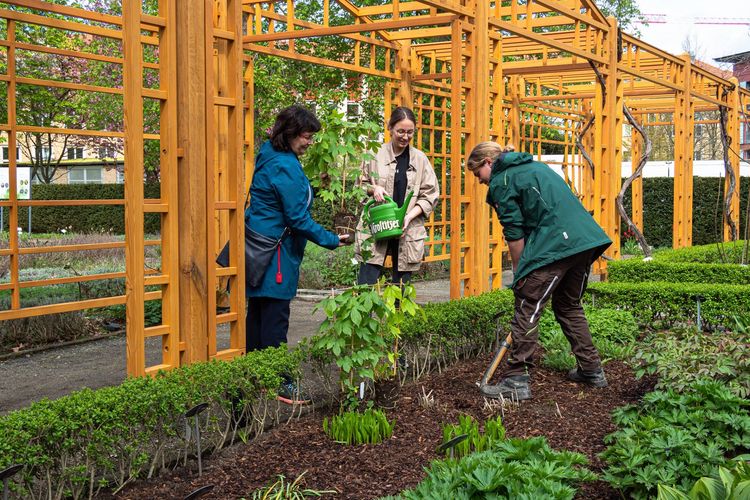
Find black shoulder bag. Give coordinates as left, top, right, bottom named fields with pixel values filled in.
left=216, top=187, right=289, bottom=288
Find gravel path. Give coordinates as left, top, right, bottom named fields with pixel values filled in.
left=0, top=279, right=457, bottom=414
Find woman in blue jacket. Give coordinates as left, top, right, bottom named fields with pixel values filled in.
left=245, top=105, right=347, bottom=403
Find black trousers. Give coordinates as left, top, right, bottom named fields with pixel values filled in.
left=357, top=240, right=412, bottom=285
left=245, top=296, right=291, bottom=352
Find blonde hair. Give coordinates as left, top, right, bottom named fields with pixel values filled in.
left=466, top=142, right=515, bottom=171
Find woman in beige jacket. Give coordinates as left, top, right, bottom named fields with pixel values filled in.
left=355, top=107, right=440, bottom=285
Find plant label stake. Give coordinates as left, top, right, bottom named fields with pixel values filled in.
left=183, top=484, right=214, bottom=500
left=359, top=381, right=365, bottom=399
left=692, top=294, right=705, bottom=331
left=184, top=402, right=209, bottom=477
left=436, top=434, right=469, bottom=460
left=0, top=464, right=22, bottom=500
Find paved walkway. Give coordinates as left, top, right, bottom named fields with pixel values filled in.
left=0, top=278, right=456, bottom=414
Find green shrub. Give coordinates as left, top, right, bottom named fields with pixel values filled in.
left=608, top=259, right=750, bottom=285
left=620, top=177, right=749, bottom=248
left=397, top=289, right=515, bottom=380
left=299, top=244, right=358, bottom=289
left=586, top=281, right=750, bottom=330
left=652, top=240, right=750, bottom=264
left=385, top=436, right=595, bottom=499
left=322, top=408, right=394, bottom=445
left=0, top=311, right=97, bottom=354
left=601, top=380, right=750, bottom=500
left=311, top=282, right=420, bottom=408
left=0, top=346, right=300, bottom=499
left=632, top=327, right=750, bottom=398
left=440, top=415, right=505, bottom=459
left=1, top=183, right=161, bottom=234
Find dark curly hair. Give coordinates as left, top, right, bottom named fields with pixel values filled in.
left=270, top=105, right=321, bottom=152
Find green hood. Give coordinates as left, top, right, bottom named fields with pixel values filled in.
left=490, top=151, right=534, bottom=176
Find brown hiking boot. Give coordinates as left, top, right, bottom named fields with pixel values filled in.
left=567, top=367, right=608, bottom=388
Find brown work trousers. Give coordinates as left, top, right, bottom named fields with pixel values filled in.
left=505, top=249, right=602, bottom=377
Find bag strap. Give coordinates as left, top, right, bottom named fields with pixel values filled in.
left=243, top=183, right=252, bottom=209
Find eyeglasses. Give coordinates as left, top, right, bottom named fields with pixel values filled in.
left=394, top=129, right=415, bottom=137
left=299, top=133, right=315, bottom=142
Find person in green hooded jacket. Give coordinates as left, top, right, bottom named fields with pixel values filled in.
left=466, top=142, right=612, bottom=401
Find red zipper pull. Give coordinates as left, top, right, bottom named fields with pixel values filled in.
left=275, top=245, right=283, bottom=284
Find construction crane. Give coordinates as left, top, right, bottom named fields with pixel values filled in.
left=638, top=14, right=750, bottom=25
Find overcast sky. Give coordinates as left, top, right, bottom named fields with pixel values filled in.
left=631, top=0, right=750, bottom=64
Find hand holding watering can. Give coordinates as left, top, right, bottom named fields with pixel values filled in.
left=363, top=191, right=414, bottom=241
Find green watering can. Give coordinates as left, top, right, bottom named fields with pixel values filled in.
left=363, top=191, right=413, bottom=241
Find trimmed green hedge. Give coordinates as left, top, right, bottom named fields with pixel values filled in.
left=587, top=281, right=750, bottom=330
left=0, top=346, right=299, bottom=499
left=398, top=289, right=515, bottom=377
left=608, top=259, right=750, bottom=285
left=620, top=177, right=749, bottom=248
left=2, top=183, right=161, bottom=234
left=652, top=239, right=749, bottom=263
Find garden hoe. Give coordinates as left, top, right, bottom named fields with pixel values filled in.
left=477, top=313, right=513, bottom=396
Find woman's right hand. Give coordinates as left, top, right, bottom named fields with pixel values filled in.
left=371, top=185, right=386, bottom=202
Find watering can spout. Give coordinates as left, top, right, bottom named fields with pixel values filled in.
left=395, top=190, right=414, bottom=222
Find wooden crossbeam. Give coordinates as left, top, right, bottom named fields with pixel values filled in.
left=244, top=13, right=457, bottom=43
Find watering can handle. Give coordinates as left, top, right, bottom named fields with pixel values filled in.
left=363, top=195, right=395, bottom=219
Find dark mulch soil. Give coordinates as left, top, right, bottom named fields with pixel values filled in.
left=110, top=356, right=655, bottom=499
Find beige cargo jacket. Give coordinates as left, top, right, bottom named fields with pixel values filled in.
left=355, top=143, right=440, bottom=272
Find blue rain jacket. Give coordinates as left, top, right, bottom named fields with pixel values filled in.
left=245, top=141, right=339, bottom=299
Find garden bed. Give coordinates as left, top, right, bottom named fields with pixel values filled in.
left=109, top=354, right=655, bottom=499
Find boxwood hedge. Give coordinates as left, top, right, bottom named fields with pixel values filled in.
left=607, top=259, right=750, bottom=285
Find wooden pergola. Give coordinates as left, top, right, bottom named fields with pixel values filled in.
left=0, top=0, right=748, bottom=376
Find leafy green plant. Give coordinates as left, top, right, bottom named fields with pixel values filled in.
left=304, top=109, right=380, bottom=214
left=385, top=436, right=595, bottom=499
left=657, top=456, right=750, bottom=500
left=440, top=414, right=505, bottom=459
left=631, top=327, right=750, bottom=397
left=601, top=380, right=750, bottom=500
left=322, top=408, right=394, bottom=445
left=248, top=471, right=337, bottom=499
left=312, top=280, right=420, bottom=408
left=622, top=239, right=643, bottom=256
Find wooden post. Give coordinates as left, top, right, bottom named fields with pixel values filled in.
left=153, top=0, right=181, bottom=373
left=397, top=40, right=413, bottom=107
left=593, top=17, right=624, bottom=276
left=449, top=19, right=463, bottom=299
left=124, top=0, right=146, bottom=376
left=468, top=0, right=490, bottom=296
left=672, top=54, right=694, bottom=248
left=176, top=0, right=210, bottom=364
